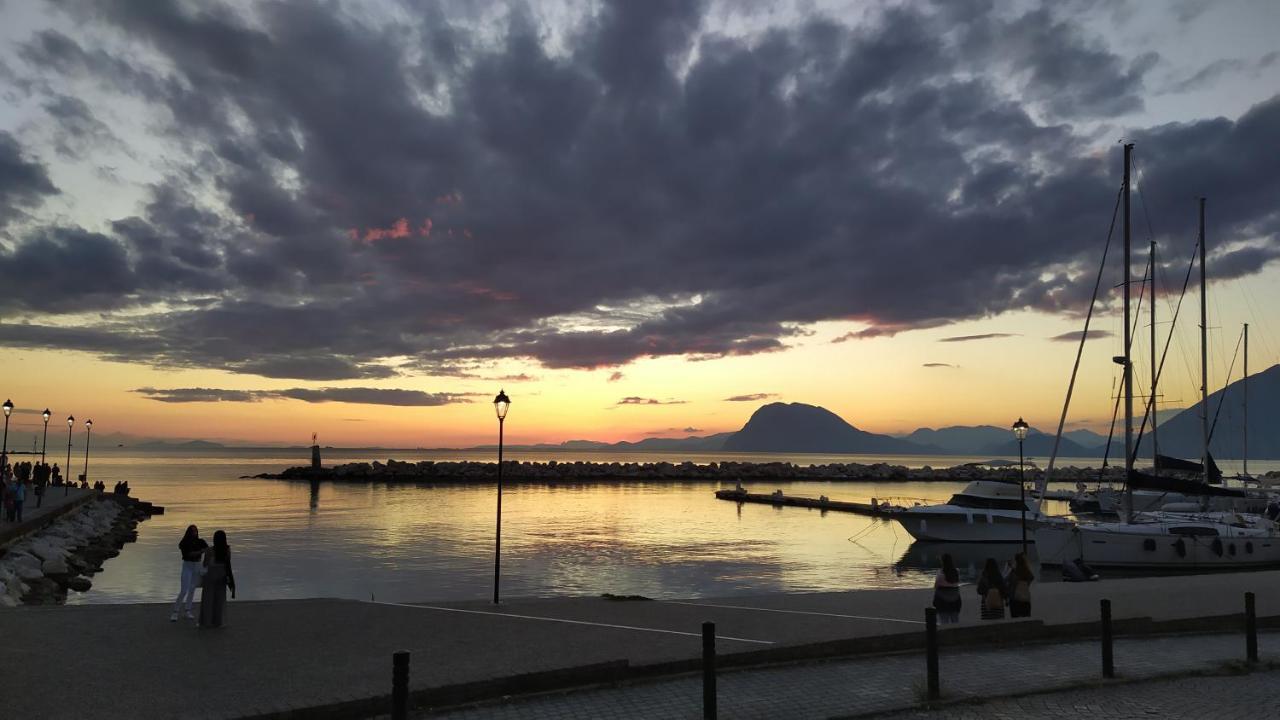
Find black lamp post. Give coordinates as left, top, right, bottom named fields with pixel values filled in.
left=2, top=398, right=12, bottom=465
left=492, top=389, right=511, bottom=605
left=41, top=409, right=50, bottom=465
left=1012, top=417, right=1030, bottom=554
left=83, top=419, right=93, bottom=488
left=65, top=415, right=74, bottom=495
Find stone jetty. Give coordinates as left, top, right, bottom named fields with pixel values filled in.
left=254, top=458, right=1231, bottom=485
left=0, top=496, right=156, bottom=606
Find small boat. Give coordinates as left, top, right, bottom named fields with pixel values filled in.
left=895, top=480, right=1042, bottom=543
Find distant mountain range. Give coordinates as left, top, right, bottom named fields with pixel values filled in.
left=1152, top=363, right=1280, bottom=461
left=723, top=403, right=937, bottom=454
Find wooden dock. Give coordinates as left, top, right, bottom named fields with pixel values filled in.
left=714, top=488, right=900, bottom=517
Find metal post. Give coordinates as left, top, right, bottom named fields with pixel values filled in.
left=391, top=650, right=410, bottom=720
left=1245, top=592, right=1257, bottom=663
left=1018, top=438, right=1027, bottom=554
left=702, top=621, right=717, bottom=720
left=41, top=417, right=49, bottom=465
left=65, top=422, right=73, bottom=496
left=925, top=607, right=940, bottom=700
left=1101, top=599, right=1114, bottom=678
left=493, top=416, right=504, bottom=605
left=1, top=411, right=8, bottom=461
left=1150, top=240, right=1158, bottom=463
left=1243, top=323, right=1249, bottom=477
left=83, top=424, right=92, bottom=485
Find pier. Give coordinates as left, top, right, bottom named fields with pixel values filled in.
left=713, top=487, right=901, bottom=516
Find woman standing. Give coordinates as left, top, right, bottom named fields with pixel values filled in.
left=172, top=525, right=208, bottom=622
left=199, top=530, right=236, bottom=629
left=975, top=558, right=1007, bottom=620
left=932, top=554, right=962, bottom=624
left=1006, top=553, right=1035, bottom=618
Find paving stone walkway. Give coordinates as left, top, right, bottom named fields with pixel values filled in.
left=423, top=632, right=1277, bottom=719
left=888, top=669, right=1280, bottom=719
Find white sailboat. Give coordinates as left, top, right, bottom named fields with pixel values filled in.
left=1035, top=145, right=1280, bottom=569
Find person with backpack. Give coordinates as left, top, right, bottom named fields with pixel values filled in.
left=1006, top=552, right=1035, bottom=617
left=932, top=553, right=963, bottom=623
left=976, top=557, right=1007, bottom=620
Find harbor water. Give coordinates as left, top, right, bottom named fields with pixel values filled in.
left=67, top=448, right=1277, bottom=605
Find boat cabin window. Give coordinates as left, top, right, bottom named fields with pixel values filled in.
left=946, top=493, right=1027, bottom=511
left=1168, top=526, right=1219, bottom=537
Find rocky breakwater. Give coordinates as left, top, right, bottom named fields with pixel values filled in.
left=0, top=497, right=154, bottom=606
left=262, top=458, right=1140, bottom=484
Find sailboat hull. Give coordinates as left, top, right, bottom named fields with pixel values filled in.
left=1035, top=521, right=1280, bottom=569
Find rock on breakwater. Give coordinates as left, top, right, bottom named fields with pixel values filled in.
left=0, top=497, right=156, bottom=606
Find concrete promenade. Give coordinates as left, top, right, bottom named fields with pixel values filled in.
left=0, top=485, right=94, bottom=546
left=0, top=570, right=1276, bottom=719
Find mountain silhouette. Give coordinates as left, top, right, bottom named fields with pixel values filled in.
left=1151, top=363, right=1280, bottom=460
left=722, top=402, right=937, bottom=454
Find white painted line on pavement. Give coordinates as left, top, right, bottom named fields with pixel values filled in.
left=664, top=601, right=924, bottom=625
left=367, top=601, right=776, bottom=645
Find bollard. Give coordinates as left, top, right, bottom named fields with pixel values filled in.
left=702, top=622, right=717, bottom=719
left=1246, top=592, right=1258, bottom=663
left=925, top=607, right=940, bottom=701
left=1101, top=599, right=1114, bottom=679
left=391, top=650, right=410, bottom=720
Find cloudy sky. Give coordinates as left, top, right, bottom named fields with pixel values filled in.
left=1, top=0, right=1278, bottom=447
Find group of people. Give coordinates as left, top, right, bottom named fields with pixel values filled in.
left=172, top=525, right=237, bottom=629
left=0, top=454, right=65, bottom=522
left=931, top=552, right=1037, bottom=623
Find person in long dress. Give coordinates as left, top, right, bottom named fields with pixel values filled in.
left=932, top=554, right=962, bottom=623
left=199, top=530, right=236, bottom=629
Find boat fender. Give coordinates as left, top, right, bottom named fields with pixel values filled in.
left=1173, top=538, right=1187, bottom=557
left=1211, top=538, right=1224, bottom=557
left=1228, top=543, right=1237, bottom=556
left=1142, top=538, right=1156, bottom=552
left=1246, top=541, right=1254, bottom=554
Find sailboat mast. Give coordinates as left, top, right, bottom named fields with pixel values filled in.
left=1243, top=322, right=1249, bottom=477
left=1150, top=239, right=1158, bottom=464
left=1199, top=198, right=1209, bottom=486
left=1123, top=143, right=1134, bottom=522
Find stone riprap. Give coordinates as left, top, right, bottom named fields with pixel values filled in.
left=0, top=497, right=151, bottom=606
left=258, top=458, right=1207, bottom=485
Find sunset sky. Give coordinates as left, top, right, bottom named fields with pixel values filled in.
left=1, top=0, right=1278, bottom=448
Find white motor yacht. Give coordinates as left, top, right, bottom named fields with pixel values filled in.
left=896, top=480, right=1041, bottom=543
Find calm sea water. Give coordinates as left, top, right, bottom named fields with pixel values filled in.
left=64, top=448, right=1276, bottom=605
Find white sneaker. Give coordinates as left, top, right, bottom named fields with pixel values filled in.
left=185, top=610, right=196, bottom=620
left=169, top=612, right=178, bottom=622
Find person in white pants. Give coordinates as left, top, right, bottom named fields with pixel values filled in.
left=171, top=525, right=208, bottom=621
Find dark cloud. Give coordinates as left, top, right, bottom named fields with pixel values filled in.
left=723, top=393, right=777, bottom=402
left=0, top=1, right=1276, bottom=380
left=0, top=131, right=58, bottom=224
left=616, top=397, right=686, bottom=406
left=1048, top=329, right=1114, bottom=342
left=939, top=333, right=1021, bottom=343
left=644, top=426, right=703, bottom=436
left=607, top=371, right=625, bottom=382
left=133, top=386, right=469, bottom=407
left=922, top=362, right=957, bottom=368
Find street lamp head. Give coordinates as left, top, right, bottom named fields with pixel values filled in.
left=67, top=414, right=75, bottom=427
left=85, top=419, right=93, bottom=430
left=42, top=408, right=51, bottom=422
left=2, top=399, right=11, bottom=417
left=494, top=389, right=511, bottom=421
left=1012, top=417, right=1030, bottom=441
